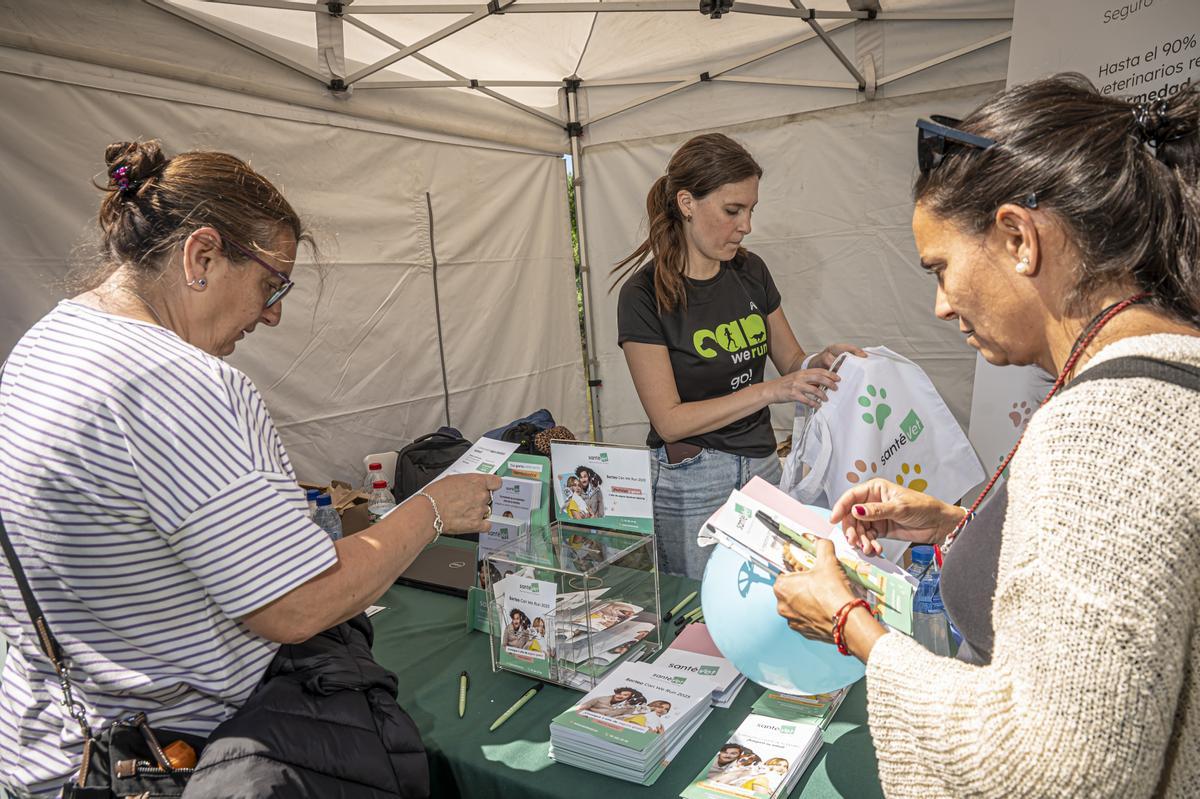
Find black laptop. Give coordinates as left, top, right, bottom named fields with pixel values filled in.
left=394, top=543, right=477, bottom=598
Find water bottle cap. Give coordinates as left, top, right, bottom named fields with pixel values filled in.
left=372, top=480, right=388, bottom=489
left=910, top=545, right=934, bottom=564
left=315, top=494, right=333, bottom=507
left=368, top=463, right=382, bottom=471
left=305, top=489, right=321, bottom=501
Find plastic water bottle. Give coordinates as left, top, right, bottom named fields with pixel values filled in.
left=313, top=494, right=343, bottom=541
left=363, top=462, right=385, bottom=493
left=367, top=480, right=396, bottom=525
left=305, top=488, right=322, bottom=518
left=906, top=546, right=951, bottom=656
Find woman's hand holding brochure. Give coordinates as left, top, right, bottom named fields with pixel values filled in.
left=827, top=478, right=965, bottom=557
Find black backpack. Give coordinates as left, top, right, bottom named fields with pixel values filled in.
left=393, top=428, right=472, bottom=502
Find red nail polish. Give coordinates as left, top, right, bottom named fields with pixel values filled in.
left=853, top=505, right=866, bottom=517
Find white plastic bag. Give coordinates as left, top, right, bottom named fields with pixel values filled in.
left=779, top=347, right=983, bottom=561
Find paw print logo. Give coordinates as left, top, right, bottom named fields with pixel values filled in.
left=845, top=459, right=878, bottom=485
left=1008, top=401, right=1033, bottom=429
left=858, top=384, right=892, bottom=430
left=895, top=463, right=928, bottom=493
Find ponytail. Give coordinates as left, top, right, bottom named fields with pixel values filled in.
left=610, top=133, right=762, bottom=314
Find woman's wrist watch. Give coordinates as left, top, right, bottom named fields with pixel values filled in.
left=415, top=490, right=444, bottom=544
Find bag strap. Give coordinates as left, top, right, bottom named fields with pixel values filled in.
left=1065, top=355, right=1200, bottom=393
left=0, top=360, right=93, bottom=740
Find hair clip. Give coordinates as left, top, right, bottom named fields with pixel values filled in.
left=112, top=165, right=139, bottom=196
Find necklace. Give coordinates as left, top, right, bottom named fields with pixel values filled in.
left=116, top=286, right=168, bottom=329
left=936, top=292, right=1150, bottom=563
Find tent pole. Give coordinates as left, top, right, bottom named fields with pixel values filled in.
left=877, top=31, right=1012, bottom=87
left=789, top=1, right=867, bottom=90
left=566, top=80, right=602, bottom=440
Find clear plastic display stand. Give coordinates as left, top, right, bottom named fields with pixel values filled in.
left=487, top=523, right=661, bottom=691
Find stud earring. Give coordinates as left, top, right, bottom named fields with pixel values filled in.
left=1015, top=255, right=1030, bottom=275
left=187, top=277, right=207, bottom=288
left=685, top=214, right=693, bottom=223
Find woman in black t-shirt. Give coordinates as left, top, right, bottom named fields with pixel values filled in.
left=614, top=133, right=863, bottom=579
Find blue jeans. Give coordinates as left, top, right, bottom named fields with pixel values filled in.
left=651, top=446, right=782, bottom=580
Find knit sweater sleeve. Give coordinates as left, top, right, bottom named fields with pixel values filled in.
left=863, top=374, right=1200, bottom=798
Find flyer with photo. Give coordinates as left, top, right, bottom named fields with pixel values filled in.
left=550, top=440, right=653, bottom=534
left=552, top=660, right=711, bottom=750
left=490, top=475, right=542, bottom=522
left=496, top=574, right=556, bottom=679
left=681, top=714, right=823, bottom=799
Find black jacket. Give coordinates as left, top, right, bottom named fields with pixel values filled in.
left=183, top=614, right=429, bottom=799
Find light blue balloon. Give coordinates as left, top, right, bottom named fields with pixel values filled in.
left=700, top=504, right=865, bottom=695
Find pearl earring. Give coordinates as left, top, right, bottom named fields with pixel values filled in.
left=1015, top=255, right=1030, bottom=274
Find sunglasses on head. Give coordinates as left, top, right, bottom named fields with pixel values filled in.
left=916, top=115, right=1039, bottom=209
left=916, top=114, right=997, bottom=175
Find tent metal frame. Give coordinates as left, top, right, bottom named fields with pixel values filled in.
left=145, top=0, right=1013, bottom=437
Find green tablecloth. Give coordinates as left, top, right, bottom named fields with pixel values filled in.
left=371, top=575, right=883, bottom=799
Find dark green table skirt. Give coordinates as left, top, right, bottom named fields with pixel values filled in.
left=371, top=575, right=883, bottom=798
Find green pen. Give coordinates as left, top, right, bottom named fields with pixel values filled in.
left=489, top=682, right=543, bottom=732
left=458, top=671, right=469, bottom=719
left=663, top=590, right=698, bottom=622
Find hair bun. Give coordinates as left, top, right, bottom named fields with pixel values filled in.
left=104, top=140, right=168, bottom=193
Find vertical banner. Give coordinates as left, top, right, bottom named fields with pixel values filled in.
left=968, top=0, right=1200, bottom=482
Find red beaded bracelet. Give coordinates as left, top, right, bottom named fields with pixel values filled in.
left=831, top=598, right=871, bottom=656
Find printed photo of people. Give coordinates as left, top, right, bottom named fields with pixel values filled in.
left=701, top=742, right=790, bottom=795
left=575, top=686, right=672, bottom=735
left=500, top=606, right=552, bottom=657
left=558, top=465, right=605, bottom=519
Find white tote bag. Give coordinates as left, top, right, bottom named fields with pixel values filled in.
left=780, top=347, right=983, bottom=559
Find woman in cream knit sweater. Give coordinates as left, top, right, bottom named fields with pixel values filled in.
left=773, top=75, right=1200, bottom=797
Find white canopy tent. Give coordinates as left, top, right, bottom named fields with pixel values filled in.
left=0, top=0, right=1012, bottom=480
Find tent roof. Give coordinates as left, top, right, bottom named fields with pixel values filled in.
left=4, top=0, right=1012, bottom=152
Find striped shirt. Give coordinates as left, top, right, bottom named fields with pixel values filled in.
left=0, top=301, right=338, bottom=796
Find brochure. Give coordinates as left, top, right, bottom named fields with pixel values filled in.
left=656, top=642, right=741, bottom=709
left=552, top=660, right=711, bottom=749
left=550, top=440, right=653, bottom=534
left=492, top=475, right=542, bottom=522
left=477, top=517, right=528, bottom=590
left=680, top=714, right=823, bottom=799
left=750, top=686, right=850, bottom=730
left=704, top=481, right=915, bottom=635
left=550, top=660, right=713, bottom=785
left=667, top=622, right=747, bottom=708
left=496, top=574, right=556, bottom=679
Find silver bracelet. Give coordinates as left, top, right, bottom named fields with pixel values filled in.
left=415, top=489, right=444, bottom=543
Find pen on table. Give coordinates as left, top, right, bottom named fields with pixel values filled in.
left=662, top=590, right=698, bottom=622
left=489, top=682, right=543, bottom=732
left=673, top=606, right=703, bottom=627
left=458, top=670, right=470, bottom=719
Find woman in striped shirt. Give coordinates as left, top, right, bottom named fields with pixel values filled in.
left=0, top=140, right=498, bottom=797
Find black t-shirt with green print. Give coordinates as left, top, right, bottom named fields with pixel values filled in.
left=617, top=251, right=782, bottom=458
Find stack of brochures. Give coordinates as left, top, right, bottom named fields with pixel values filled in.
left=550, top=660, right=714, bottom=785
left=658, top=622, right=746, bottom=709
left=680, top=713, right=824, bottom=799
left=554, top=591, right=656, bottom=686
left=750, top=686, right=850, bottom=730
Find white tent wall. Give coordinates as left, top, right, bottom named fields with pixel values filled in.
left=582, top=79, right=1003, bottom=447
left=0, top=54, right=586, bottom=484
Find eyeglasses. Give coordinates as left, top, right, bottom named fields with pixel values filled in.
left=221, top=237, right=294, bottom=309
left=916, top=115, right=997, bottom=176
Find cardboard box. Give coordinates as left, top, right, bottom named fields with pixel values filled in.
left=299, top=480, right=371, bottom=535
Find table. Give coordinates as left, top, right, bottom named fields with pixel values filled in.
left=371, top=576, right=883, bottom=799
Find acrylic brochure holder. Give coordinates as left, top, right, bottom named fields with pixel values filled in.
left=487, top=524, right=662, bottom=691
